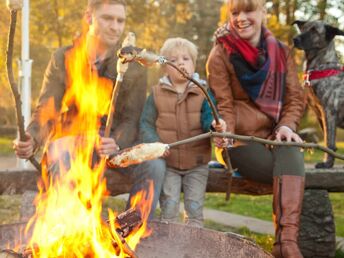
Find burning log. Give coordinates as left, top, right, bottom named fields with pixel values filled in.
left=110, top=208, right=142, bottom=258
left=113, top=207, right=142, bottom=238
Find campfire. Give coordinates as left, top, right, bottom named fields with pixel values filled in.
left=2, top=34, right=153, bottom=258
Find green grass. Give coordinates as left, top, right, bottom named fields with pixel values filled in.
left=204, top=193, right=273, bottom=221
left=337, top=249, right=344, bottom=258
left=204, top=219, right=344, bottom=258
left=204, top=219, right=274, bottom=252
left=0, top=137, right=14, bottom=156
left=304, top=141, right=344, bottom=164
left=204, top=192, right=344, bottom=237
left=0, top=195, right=21, bottom=225
left=331, top=193, right=344, bottom=237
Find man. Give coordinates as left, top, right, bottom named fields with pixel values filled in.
left=13, top=0, right=165, bottom=219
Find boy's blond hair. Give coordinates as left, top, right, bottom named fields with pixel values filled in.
left=228, top=0, right=265, bottom=13
left=160, top=38, right=198, bottom=65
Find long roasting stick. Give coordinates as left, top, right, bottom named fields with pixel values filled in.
left=6, top=3, right=41, bottom=171
left=104, top=32, right=136, bottom=138
left=108, top=130, right=344, bottom=169
left=170, top=131, right=344, bottom=160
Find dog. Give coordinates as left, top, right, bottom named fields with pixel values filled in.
left=293, top=20, right=344, bottom=168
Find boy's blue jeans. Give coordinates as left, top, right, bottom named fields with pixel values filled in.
left=110, top=159, right=166, bottom=220
left=160, top=164, right=209, bottom=227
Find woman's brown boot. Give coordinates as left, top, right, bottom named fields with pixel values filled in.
left=271, top=175, right=305, bottom=258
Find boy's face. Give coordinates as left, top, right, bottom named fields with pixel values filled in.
left=88, top=3, right=126, bottom=48
left=165, top=49, right=195, bottom=84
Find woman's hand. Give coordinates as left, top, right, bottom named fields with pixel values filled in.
left=97, top=137, right=120, bottom=157
left=275, top=126, right=303, bottom=143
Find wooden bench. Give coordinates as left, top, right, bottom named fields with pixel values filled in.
left=1, top=166, right=343, bottom=195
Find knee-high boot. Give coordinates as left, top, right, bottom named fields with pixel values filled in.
left=271, top=175, right=305, bottom=258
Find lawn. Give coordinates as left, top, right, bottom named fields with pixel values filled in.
left=0, top=136, right=13, bottom=156
left=304, top=141, right=344, bottom=164
left=204, top=192, right=344, bottom=237
left=1, top=195, right=343, bottom=257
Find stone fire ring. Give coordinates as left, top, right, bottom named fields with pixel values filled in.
left=0, top=221, right=272, bottom=258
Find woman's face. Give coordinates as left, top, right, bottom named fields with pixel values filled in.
left=229, top=5, right=266, bottom=46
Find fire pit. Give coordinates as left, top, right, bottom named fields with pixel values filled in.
left=0, top=221, right=272, bottom=258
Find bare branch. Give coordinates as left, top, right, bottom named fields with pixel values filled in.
left=6, top=10, right=41, bottom=171
left=169, top=131, right=344, bottom=161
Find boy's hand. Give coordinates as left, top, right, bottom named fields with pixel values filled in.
left=212, top=119, right=227, bottom=132
left=13, top=132, right=35, bottom=159
left=97, top=137, right=120, bottom=157
left=212, top=119, right=232, bottom=148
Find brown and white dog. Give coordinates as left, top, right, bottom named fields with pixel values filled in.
left=293, top=20, right=344, bottom=168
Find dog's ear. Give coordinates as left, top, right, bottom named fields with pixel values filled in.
left=325, top=25, right=344, bottom=42
left=292, top=20, right=306, bottom=30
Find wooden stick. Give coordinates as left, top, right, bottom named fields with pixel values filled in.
left=6, top=10, right=41, bottom=171
left=169, top=131, right=344, bottom=160
left=104, top=78, right=122, bottom=138
left=104, top=33, right=135, bottom=138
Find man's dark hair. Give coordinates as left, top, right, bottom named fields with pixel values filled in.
left=87, top=0, right=127, bottom=11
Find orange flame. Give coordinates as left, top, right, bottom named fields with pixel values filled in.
left=22, top=34, right=153, bottom=257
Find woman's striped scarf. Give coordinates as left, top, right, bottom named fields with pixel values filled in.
left=217, top=25, right=286, bottom=123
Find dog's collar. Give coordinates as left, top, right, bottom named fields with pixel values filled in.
left=303, top=66, right=344, bottom=87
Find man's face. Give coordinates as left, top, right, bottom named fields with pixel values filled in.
left=89, top=4, right=126, bottom=48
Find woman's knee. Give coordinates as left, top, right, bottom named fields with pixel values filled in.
left=273, top=146, right=305, bottom=176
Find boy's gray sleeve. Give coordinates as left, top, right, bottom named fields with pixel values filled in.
left=139, top=93, right=160, bottom=143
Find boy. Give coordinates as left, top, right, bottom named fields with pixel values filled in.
left=140, top=38, right=223, bottom=227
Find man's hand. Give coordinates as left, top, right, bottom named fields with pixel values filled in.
left=97, top=137, right=120, bottom=157
left=13, top=132, right=35, bottom=159
left=275, top=126, right=303, bottom=143
left=212, top=119, right=231, bottom=148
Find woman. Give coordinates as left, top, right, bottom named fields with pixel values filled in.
left=207, top=0, right=305, bottom=257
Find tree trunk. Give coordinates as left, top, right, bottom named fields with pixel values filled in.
left=318, top=0, right=328, bottom=20
left=272, top=0, right=280, bottom=22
